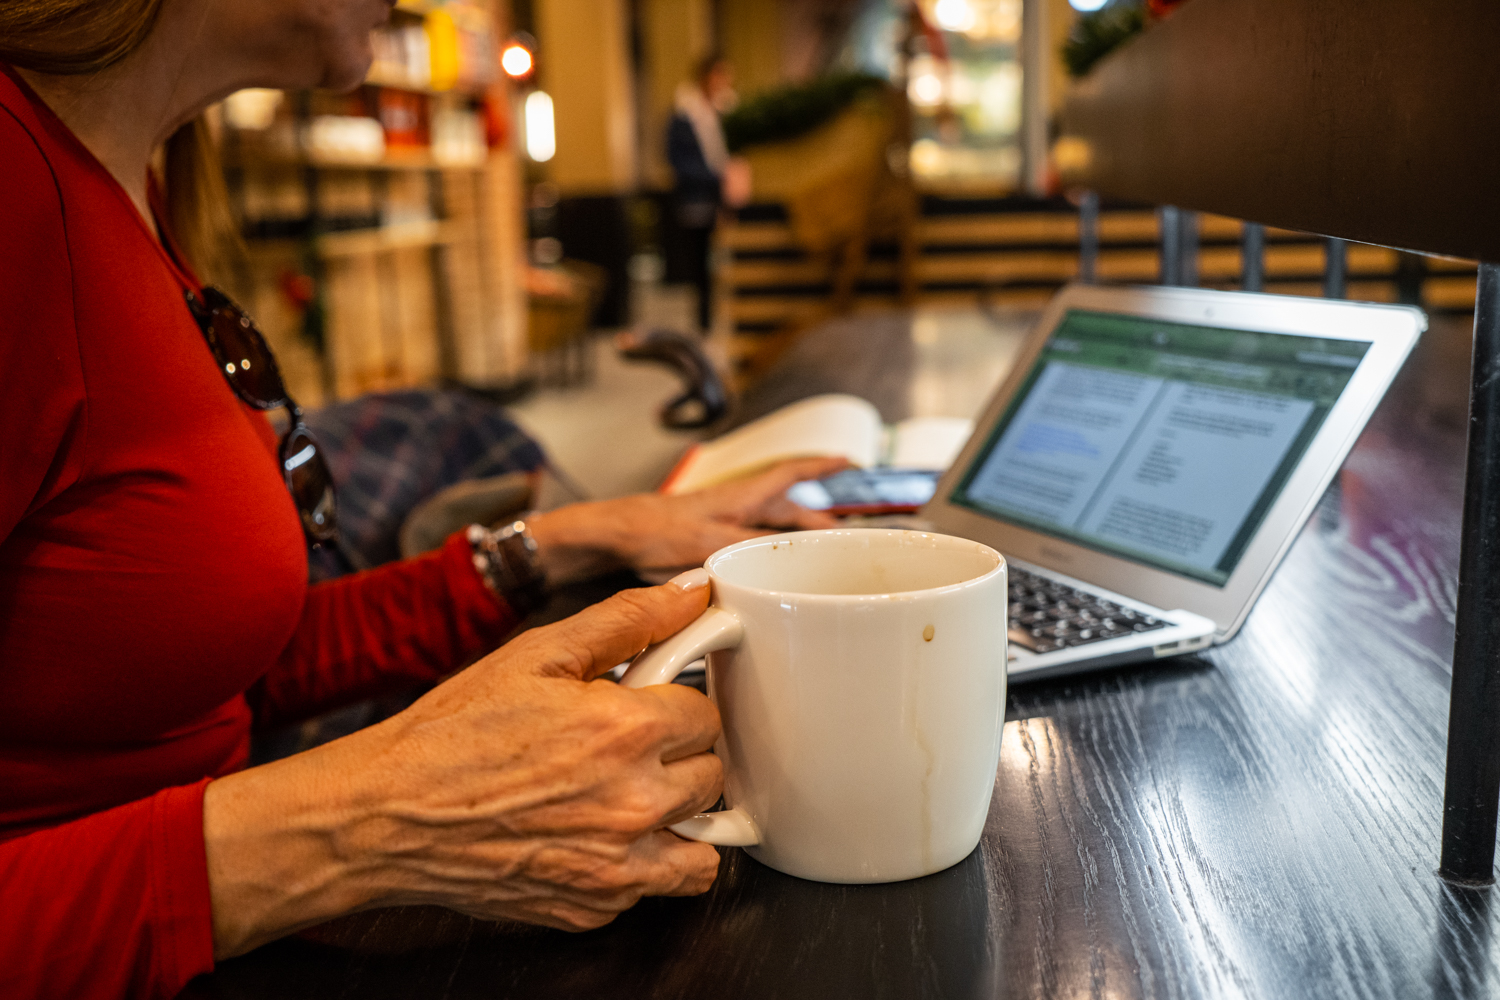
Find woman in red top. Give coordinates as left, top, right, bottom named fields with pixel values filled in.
left=0, top=2, right=844, bottom=997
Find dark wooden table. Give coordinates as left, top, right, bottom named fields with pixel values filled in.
left=197, top=308, right=1499, bottom=1000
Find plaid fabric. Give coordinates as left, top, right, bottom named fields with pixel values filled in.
left=302, top=390, right=546, bottom=582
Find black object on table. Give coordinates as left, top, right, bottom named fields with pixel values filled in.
left=199, top=309, right=1499, bottom=999
left=1443, top=268, right=1500, bottom=885
left=617, top=327, right=732, bottom=430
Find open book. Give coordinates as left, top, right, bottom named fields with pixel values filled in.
left=661, top=394, right=974, bottom=495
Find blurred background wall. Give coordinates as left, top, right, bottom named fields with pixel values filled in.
left=212, top=0, right=1478, bottom=407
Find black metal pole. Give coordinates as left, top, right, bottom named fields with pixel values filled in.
left=1440, top=260, right=1500, bottom=885
left=1242, top=222, right=1265, bottom=292
left=1179, top=209, right=1199, bottom=287
left=1324, top=237, right=1348, bottom=298
left=1078, top=190, right=1099, bottom=284
left=1159, top=205, right=1181, bottom=286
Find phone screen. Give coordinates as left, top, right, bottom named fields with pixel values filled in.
left=786, top=469, right=941, bottom=513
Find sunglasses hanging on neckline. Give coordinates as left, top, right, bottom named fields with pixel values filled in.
left=185, top=286, right=339, bottom=544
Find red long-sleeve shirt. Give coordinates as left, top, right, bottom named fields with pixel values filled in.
left=0, top=67, right=521, bottom=998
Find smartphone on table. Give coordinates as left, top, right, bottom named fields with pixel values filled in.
left=785, top=468, right=941, bottom=516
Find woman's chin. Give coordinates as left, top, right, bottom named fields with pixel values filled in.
left=322, top=54, right=375, bottom=94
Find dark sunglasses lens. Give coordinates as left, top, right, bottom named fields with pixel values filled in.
left=210, top=309, right=286, bottom=406
left=281, top=426, right=338, bottom=542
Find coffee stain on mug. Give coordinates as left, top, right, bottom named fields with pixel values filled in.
left=914, top=725, right=934, bottom=871
left=906, top=633, right=936, bottom=871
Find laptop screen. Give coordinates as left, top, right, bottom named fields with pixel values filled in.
left=949, top=309, right=1372, bottom=586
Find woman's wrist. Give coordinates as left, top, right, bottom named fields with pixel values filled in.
left=526, top=502, right=633, bottom=585
left=202, top=733, right=401, bottom=958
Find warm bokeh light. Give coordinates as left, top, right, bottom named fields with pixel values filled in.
left=524, top=91, right=555, bottom=162
left=501, top=43, right=533, bottom=79
left=223, top=89, right=283, bottom=131
left=933, top=0, right=977, bottom=32
left=909, top=71, right=945, bottom=107
left=919, top=0, right=1022, bottom=41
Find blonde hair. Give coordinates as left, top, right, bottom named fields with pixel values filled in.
left=2, top=0, right=238, bottom=279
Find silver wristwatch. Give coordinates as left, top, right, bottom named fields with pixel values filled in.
left=467, top=515, right=547, bottom=614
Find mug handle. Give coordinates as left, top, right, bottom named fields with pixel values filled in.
left=618, top=607, right=760, bottom=847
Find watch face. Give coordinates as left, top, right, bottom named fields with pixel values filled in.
left=470, top=519, right=547, bottom=614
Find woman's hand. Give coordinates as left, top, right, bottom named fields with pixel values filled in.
left=203, top=574, right=723, bottom=958
left=528, top=456, right=850, bottom=583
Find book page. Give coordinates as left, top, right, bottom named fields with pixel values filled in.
left=663, top=394, right=883, bottom=494
left=886, top=417, right=975, bottom=470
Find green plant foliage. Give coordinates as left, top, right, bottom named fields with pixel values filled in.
left=721, top=72, right=887, bottom=153
left=1062, top=1, right=1148, bottom=78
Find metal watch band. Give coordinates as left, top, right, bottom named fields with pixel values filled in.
left=467, top=516, right=547, bottom=615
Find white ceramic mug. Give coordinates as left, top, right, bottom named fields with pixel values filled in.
left=620, top=528, right=1007, bottom=884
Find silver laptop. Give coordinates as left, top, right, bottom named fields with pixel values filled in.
left=922, top=284, right=1424, bottom=681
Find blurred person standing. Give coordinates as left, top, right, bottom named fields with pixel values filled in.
left=667, top=54, right=749, bottom=334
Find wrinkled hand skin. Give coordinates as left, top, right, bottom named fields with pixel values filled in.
left=203, top=578, right=723, bottom=958
left=529, top=456, right=851, bottom=584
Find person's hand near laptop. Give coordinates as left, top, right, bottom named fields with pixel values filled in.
left=526, top=456, right=850, bottom=584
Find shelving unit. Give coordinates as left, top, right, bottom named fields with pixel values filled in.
left=228, top=151, right=488, bottom=172
left=221, top=0, right=526, bottom=407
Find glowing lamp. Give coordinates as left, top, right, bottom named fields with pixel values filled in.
left=525, top=91, right=555, bottom=162
left=501, top=43, right=533, bottom=79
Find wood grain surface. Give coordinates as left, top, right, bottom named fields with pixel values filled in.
left=195, top=310, right=1499, bottom=1000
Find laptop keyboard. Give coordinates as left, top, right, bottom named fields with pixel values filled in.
left=1008, top=566, right=1169, bottom=654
